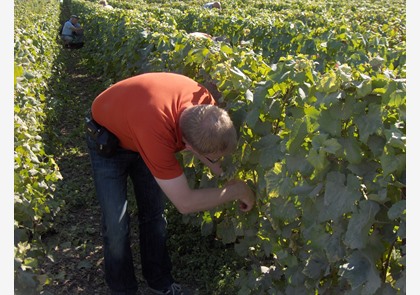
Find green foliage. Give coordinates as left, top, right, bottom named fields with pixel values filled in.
left=15, top=0, right=405, bottom=293
left=14, top=0, right=63, bottom=293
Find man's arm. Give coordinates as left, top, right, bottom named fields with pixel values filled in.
left=155, top=173, right=255, bottom=214
left=71, top=24, right=83, bottom=33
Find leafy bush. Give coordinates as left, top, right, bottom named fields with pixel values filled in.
left=14, top=0, right=63, bottom=293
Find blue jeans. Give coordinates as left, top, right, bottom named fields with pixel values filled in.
left=86, top=135, right=175, bottom=294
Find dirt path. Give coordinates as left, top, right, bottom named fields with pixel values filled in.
left=39, top=46, right=155, bottom=294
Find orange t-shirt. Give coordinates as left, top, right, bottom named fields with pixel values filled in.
left=91, top=72, right=216, bottom=180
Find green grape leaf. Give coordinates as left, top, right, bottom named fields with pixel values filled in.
left=307, top=148, right=328, bottom=171
left=302, top=223, right=329, bottom=251
left=354, top=78, right=372, bottom=98
left=216, top=218, right=237, bottom=244
left=317, top=109, right=342, bottom=137
left=339, top=250, right=381, bottom=294
left=384, top=126, right=406, bottom=150
left=325, top=228, right=345, bottom=263
left=302, top=254, right=329, bottom=280
left=254, top=134, right=282, bottom=169
left=270, top=197, right=298, bottom=222
left=354, top=103, right=382, bottom=143
left=322, top=172, right=360, bottom=221
left=338, top=137, right=363, bottom=164
left=387, top=200, right=406, bottom=220
left=366, top=134, right=386, bottom=157
left=287, top=118, right=308, bottom=153
left=344, top=200, right=380, bottom=249
left=380, top=152, right=405, bottom=177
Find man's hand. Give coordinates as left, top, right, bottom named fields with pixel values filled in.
left=225, top=179, right=255, bottom=212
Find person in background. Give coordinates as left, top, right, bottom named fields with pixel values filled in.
left=203, top=1, right=222, bottom=9
left=188, top=32, right=213, bottom=40
left=86, top=72, right=255, bottom=295
left=99, top=0, right=114, bottom=9
left=187, top=32, right=231, bottom=45
left=60, top=15, right=84, bottom=47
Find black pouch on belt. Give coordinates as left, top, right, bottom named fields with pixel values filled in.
left=85, top=111, right=119, bottom=158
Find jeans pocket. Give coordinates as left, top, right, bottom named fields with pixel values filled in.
left=86, top=133, right=97, bottom=150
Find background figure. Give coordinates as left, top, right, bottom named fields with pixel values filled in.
left=188, top=32, right=231, bottom=45
left=203, top=1, right=222, bottom=9
left=99, top=0, right=114, bottom=9
left=188, top=32, right=213, bottom=40
left=60, top=15, right=84, bottom=48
